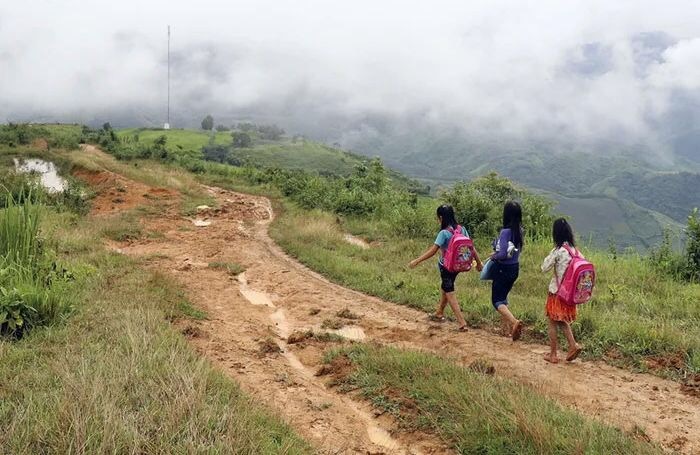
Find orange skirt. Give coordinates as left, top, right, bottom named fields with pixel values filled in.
left=545, top=293, right=577, bottom=322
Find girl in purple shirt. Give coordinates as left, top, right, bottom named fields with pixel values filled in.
left=488, top=201, right=524, bottom=341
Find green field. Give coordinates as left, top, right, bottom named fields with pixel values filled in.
left=116, top=128, right=360, bottom=175
left=115, top=127, right=427, bottom=192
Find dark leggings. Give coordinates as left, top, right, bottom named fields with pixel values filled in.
left=491, top=262, right=519, bottom=309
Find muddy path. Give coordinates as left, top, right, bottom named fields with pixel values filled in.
left=79, top=156, right=699, bottom=454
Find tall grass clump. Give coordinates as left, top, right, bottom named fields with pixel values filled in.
left=0, top=192, right=41, bottom=267
left=0, top=192, right=71, bottom=337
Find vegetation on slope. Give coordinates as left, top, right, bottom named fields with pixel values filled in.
left=0, top=124, right=674, bottom=452
left=348, top=130, right=699, bottom=249
left=0, top=139, right=311, bottom=454
left=323, top=344, right=659, bottom=454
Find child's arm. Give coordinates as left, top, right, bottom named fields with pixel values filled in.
left=473, top=247, right=484, bottom=271
left=541, top=248, right=557, bottom=272
left=409, top=245, right=440, bottom=269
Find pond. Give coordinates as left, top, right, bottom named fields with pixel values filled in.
left=13, top=158, right=67, bottom=193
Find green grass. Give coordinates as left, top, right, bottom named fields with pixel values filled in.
left=116, top=128, right=427, bottom=193
left=117, top=129, right=361, bottom=175
left=118, top=127, right=232, bottom=152
left=270, top=202, right=700, bottom=378
left=324, top=344, right=659, bottom=454
left=0, top=202, right=310, bottom=454
left=229, top=139, right=361, bottom=175
left=100, top=211, right=143, bottom=242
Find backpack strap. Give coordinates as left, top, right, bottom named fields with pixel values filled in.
left=554, top=243, right=579, bottom=287
left=447, top=225, right=462, bottom=235
left=562, top=243, right=578, bottom=258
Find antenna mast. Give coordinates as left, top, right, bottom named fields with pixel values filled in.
left=165, top=25, right=171, bottom=129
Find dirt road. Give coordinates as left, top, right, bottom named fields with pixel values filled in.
left=82, top=157, right=699, bottom=454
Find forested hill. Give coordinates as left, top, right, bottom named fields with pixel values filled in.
left=340, top=130, right=698, bottom=249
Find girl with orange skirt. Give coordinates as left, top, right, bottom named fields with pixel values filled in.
left=541, top=218, right=583, bottom=363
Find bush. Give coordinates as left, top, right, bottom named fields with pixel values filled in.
left=0, top=195, right=71, bottom=337
left=0, top=171, right=44, bottom=208
left=231, top=131, right=252, bottom=148
left=202, top=144, right=230, bottom=163
left=685, top=208, right=700, bottom=281
left=201, top=115, right=214, bottom=131
left=441, top=172, right=554, bottom=240
left=257, top=124, right=284, bottom=140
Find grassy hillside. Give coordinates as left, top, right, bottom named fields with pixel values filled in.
left=547, top=192, right=683, bottom=250
left=116, top=127, right=427, bottom=192
left=344, top=131, right=698, bottom=249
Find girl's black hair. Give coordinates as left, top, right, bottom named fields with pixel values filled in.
left=502, top=201, right=523, bottom=248
left=437, top=204, right=458, bottom=230
left=552, top=217, right=575, bottom=247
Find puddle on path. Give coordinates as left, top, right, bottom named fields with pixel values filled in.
left=270, top=308, right=291, bottom=339
left=14, top=158, right=67, bottom=193
left=237, top=272, right=275, bottom=307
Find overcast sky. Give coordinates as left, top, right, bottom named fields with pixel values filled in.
left=1, top=1, right=699, bottom=149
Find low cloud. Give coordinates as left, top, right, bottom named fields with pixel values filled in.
left=1, top=0, right=699, bottom=157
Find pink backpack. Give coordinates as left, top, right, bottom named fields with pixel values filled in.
left=443, top=225, right=476, bottom=273
left=556, top=244, right=595, bottom=305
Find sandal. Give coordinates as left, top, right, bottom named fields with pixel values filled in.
left=566, top=345, right=583, bottom=362
left=457, top=325, right=468, bottom=332
left=511, top=320, right=523, bottom=341
left=428, top=315, right=447, bottom=323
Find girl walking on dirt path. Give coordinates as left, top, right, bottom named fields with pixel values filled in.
left=489, top=201, right=524, bottom=341
left=541, top=218, right=583, bottom=363
left=409, top=205, right=483, bottom=332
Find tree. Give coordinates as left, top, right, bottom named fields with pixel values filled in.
left=236, top=122, right=256, bottom=132
left=201, top=115, right=214, bottom=131
left=215, top=124, right=229, bottom=132
left=685, top=208, right=700, bottom=280
left=231, top=131, right=252, bottom=148
left=257, top=124, right=285, bottom=140
left=102, top=122, right=112, bottom=131
left=202, top=144, right=229, bottom=163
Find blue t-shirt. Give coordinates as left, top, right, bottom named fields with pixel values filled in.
left=435, top=226, right=469, bottom=266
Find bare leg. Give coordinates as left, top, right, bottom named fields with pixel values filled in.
left=497, top=305, right=518, bottom=327
left=544, top=319, right=560, bottom=363
left=560, top=321, right=582, bottom=361
left=497, top=305, right=522, bottom=340
left=435, top=291, right=448, bottom=318
left=445, top=291, right=467, bottom=328
left=499, top=315, right=510, bottom=336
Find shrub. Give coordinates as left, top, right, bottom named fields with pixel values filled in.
left=231, top=132, right=252, bottom=148
left=201, top=115, right=214, bottom=131
left=685, top=208, right=700, bottom=281
left=0, top=195, right=71, bottom=337
left=441, top=172, right=554, bottom=239
left=202, top=144, right=230, bottom=163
